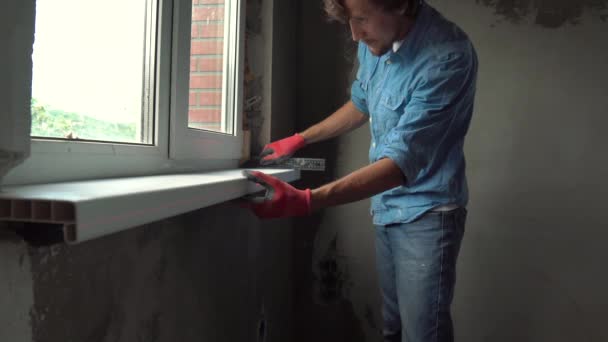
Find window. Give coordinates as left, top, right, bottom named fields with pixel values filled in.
left=31, top=0, right=153, bottom=144
left=4, top=0, right=245, bottom=186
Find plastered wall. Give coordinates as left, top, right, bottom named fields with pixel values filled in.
left=1, top=204, right=294, bottom=342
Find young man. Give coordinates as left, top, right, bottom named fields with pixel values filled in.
left=243, top=0, right=477, bottom=341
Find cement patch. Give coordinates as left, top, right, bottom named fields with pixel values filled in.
left=475, top=0, right=608, bottom=27
left=315, top=235, right=351, bottom=304
left=0, top=238, right=34, bottom=342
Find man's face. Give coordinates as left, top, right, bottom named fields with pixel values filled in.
left=344, top=0, right=409, bottom=56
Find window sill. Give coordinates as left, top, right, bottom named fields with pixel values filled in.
left=0, top=168, right=299, bottom=244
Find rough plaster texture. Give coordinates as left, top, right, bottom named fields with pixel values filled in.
left=294, top=0, right=608, bottom=341
left=1, top=204, right=293, bottom=342
left=437, top=1, right=608, bottom=340
left=293, top=1, right=370, bottom=341
left=26, top=204, right=293, bottom=342
left=246, top=0, right=297, bottom=154
left=0, top=228, right=34, bottom=342
left=245, top=0, right=272, bottom=155
left=476, top=0, right=608, bottom=27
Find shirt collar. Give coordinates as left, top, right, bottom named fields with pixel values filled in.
left=392, top=1, right=430, bottom=60
left=392, top=40, right=405, bottom=53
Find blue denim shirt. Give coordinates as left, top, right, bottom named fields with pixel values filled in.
left=351, top=1, right=478, bottom=225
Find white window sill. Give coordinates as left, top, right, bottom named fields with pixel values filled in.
left=0, top=168, right=299, bottom=244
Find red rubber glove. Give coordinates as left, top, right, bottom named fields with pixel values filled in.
left=242, top=170, right=311, bottom=219
left=260, top=133, right=307, bottom=165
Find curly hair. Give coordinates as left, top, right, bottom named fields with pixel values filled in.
left=323, top=0, right=420, bottom=23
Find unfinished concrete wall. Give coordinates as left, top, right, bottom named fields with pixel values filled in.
left=436, top=1, right=608, bottom=341
left=1, top=204, right=293, bottom=342
left=293, top=1, right=370, bottom=341
left=0, top=231, right=34, bottom=342
left=245, top=0, right=297, bottom=155
left=294, top=0, right=608, bottom=341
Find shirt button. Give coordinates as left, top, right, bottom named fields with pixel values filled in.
left=372, top=142, right=376, bottom=147
left=386, top=59, right=392, bottom=64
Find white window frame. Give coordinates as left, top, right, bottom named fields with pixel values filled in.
left=2, top=0, right=246, bottom=186
left=171, top=0, right=245, bottom=162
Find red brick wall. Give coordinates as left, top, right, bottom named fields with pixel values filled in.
left=189, top=0, right=225, bottom=131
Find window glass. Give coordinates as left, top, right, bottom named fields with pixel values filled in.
left=31, top=0, right=152, bottom=144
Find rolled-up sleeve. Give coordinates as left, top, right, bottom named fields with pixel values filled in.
left=378, top=45, right=477, bottom=185
left=350, top=43, right=370, bottom=115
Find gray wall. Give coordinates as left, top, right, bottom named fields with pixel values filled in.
left=292, top=1, right=369, bottom=341
left=0, top=0, right=296, bottom=341
left=294, top=1, right=608, bottom=341
left=245, top=0, right=297, bottom=154
left=1, top=204, right=293, bottom=342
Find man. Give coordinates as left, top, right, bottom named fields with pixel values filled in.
left=243, top=0, right=477, bottom=341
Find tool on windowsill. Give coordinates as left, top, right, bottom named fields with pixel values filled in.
left=269, top=157, right=325, bottom=171
left=240, top=157, right=326, bottom=172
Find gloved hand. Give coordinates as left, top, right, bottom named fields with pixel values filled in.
left=260, top=133, right=307, bottom=165
left=241, top=170, right=311, bottom=219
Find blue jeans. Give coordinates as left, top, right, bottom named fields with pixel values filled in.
left=375, top=208, right=467, bottom=342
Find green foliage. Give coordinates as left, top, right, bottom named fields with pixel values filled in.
left=31, top=98, right=137, bottom=143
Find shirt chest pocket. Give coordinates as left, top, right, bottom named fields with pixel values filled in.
left=377, top=92, right=407, bottom=133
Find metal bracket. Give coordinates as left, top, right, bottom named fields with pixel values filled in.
left=271, top=158, right=325, bottom=172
